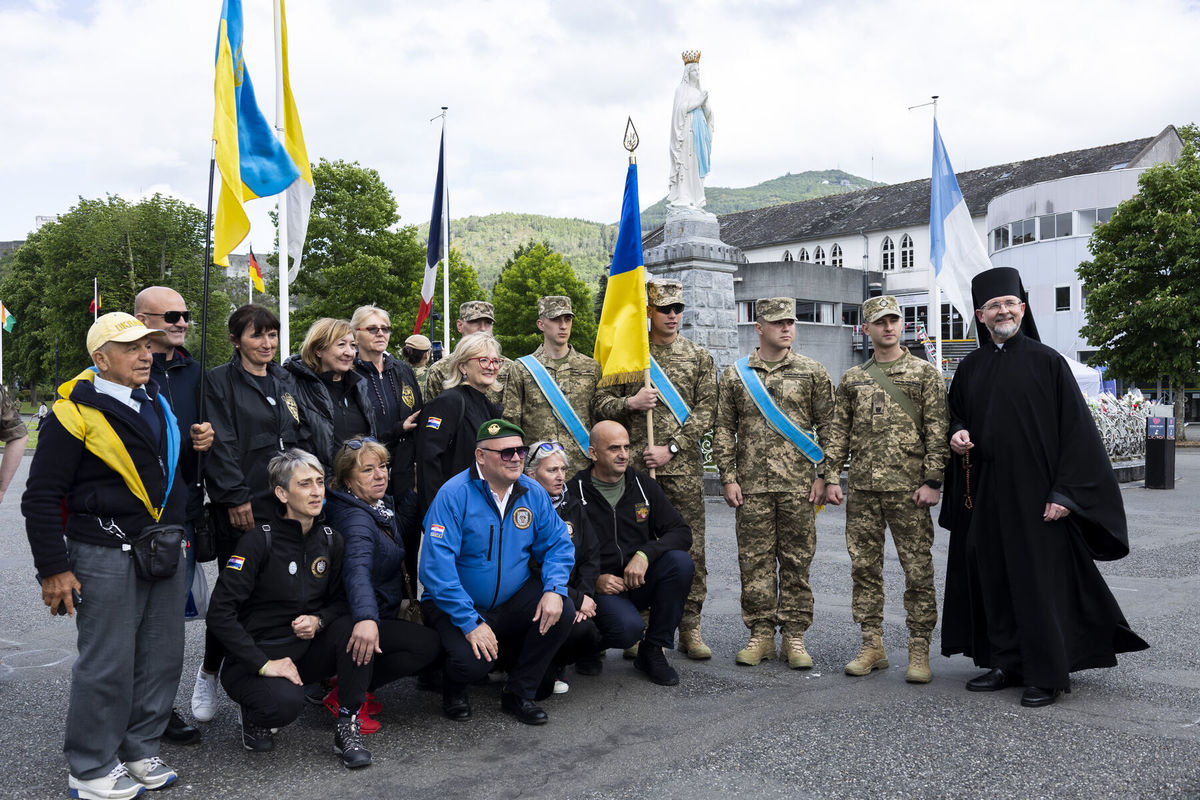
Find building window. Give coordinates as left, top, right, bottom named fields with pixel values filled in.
left=1011, top=218, right=1036, bottom=245
left=941, top=302, right=969, bottom=339
left=737, top=301, right=756, bottom=323
left=902, top=305, right=929, bottom=335
left=880, top=236, right=895, bottom=271
left=782, top=250, right=793, bottom=262
left=797, top=248, right=809, bottom=262
left=813, top=246, right=826, bottom=265
left=1039, top=212, right=1072, bottom=240
left=1055, top=286, right=1071, bottom=312
left=842, top=306, right=860, bottom=327
left=1096, top=206, right=1116, bottom=225
left=1081, top=284, right=1091, bottom=310
left=830, top=243, right=843, bottom=268
left=796, top=300, right=836, bottom=324
left=992, top=226, right=1010, bottom=252
left=900, top=234, right=914, bottom=269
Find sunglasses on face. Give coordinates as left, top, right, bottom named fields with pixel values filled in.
left=357, top=326, right=392, bottom=336
left=656, top=304, right=684, bottom=316
left=479, top=445, right=530, bottom=462
left=144, top=310, right=191, bottom=323
left=345, top=436, right=379, bottom=450
left=473, top=357, right=503, bottom=369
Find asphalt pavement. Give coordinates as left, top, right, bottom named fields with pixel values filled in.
left=1, top=451, right=1198, bottom=800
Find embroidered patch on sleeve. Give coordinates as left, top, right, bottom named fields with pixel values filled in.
left=226, top=555, right=246, bottom=571
left=426, top=417, right=442, bottom=430
left=429, top=524, right=445, bottom=539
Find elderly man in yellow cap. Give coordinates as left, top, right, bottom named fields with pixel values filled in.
left=22, top=312, right=212, bottom=799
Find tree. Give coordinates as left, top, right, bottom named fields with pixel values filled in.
left=490, top=241, right=596, bottom=358
left=287, top=158, right=424, bottom=345
left=393, top=247, right=485, bottom=352
left=1078, top=123, right=1200, bottom=438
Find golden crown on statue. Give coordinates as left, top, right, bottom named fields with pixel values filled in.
left=682, top=50, right=701, bottom=64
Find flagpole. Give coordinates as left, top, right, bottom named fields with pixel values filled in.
left=930, top=99, right=944, bottom=376
left=274, top=0, right=291, bottom=361
left=198, top=139, right=217, bottom=416
left=93, top=277, right=98, bottom=322
left=248, top=245, right=253, bottom=305
left=440, top=107, right=450, bottom=349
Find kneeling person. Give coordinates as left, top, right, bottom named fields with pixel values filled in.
left=569, top=420, right=693, bottom=686
left=420, top=420, right=576, bottom=725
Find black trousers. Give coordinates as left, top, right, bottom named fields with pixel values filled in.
left=594, top=549, right=694, bottom=650
left=337, top=618, right=442, bottom=710
left=422, top=578, right=575, bottom=700
left=202, top=510, right=242, bottom=674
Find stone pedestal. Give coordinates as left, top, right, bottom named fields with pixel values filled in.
left=644, top=207, right=745, bottom=373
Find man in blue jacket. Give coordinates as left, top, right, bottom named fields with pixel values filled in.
left=420, top=418, right=575, bottom=725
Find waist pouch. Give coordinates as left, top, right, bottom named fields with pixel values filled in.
left=131, top=523, right=184, bottom=581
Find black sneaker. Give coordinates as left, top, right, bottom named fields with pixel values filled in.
left=334, top=714, right=372, bottom=769
left=634, top=643, right=680, bottom=686
left=575, top=653, right=604, bottom=676
left=240, top=708, right=275, bottom=752
left=163, top=708, right=201, bottom=745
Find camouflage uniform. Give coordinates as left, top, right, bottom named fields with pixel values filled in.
left=0, top=384, right=28, bottom=443
left=502, top=297, right=601, bottom=476
left=713, top=344, right=833, bottom=637
left=593, top=283, right=717, bottom=634
left=825, top=340, right=950, bottom=638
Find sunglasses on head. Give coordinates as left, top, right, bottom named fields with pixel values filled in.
left=656, top=303, right=684, bottom=316
left=144, top=310, right=191, bottom=323
left=345, top=436, right=379, bottom=450
left=479, top=445, right=530, bottom=462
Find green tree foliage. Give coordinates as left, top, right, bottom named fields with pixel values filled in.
left=490, top=241, right=596, bottom=358
left=0, top=194, right=234, bottom=395
left=393, top=248, right=485, bottom=353
left=1078, top=123, right=1200, bottom=399
left=288, top=158, right=423, bottom=346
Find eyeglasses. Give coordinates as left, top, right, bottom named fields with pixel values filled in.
left=981, top=299, right=1023, bottom=313
left=345, top=436, right=379, bottom=450
left=656, top=303, right=685, bottom=316
left=479, top=445, right=530, bottom=462
left=357, top=325, right=392, bottom=336
left=473, top=357, right=503, bottom=369
left=143, top=310, right=190, bottom=323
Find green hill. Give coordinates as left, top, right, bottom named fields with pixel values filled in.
left=421, top=170, right=878, bottom=290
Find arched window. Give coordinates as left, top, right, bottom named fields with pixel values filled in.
left=880, top=236, right=895, bottom=271
left=813, top=245, right=826, bottom=265
left=782, top=249, right=793, bottom=262
left=830, top=243, right=843, bottom=268
left=797, top=248, right=809, bottom=262
left=900, top=234, right=914, bottom=269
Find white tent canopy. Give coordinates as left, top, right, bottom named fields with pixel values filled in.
left=1063, top=354, right=1102, bottom=397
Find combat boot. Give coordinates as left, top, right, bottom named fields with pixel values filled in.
left=678, top=627, right=713, bottom=660
left=735, top=631, right=776, bottom=666
left=905, top=636, right=932, bottom=684
left=780, top=632, right=814, bottom=669
left=844, top=631, right=889, bottom=676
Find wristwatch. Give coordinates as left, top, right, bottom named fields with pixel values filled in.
left=667, top=441, right=680, bottom=455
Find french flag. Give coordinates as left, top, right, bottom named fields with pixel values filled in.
left=415, top=131, right=446, bottom=335
left=929, top=119, right=991, bottom=320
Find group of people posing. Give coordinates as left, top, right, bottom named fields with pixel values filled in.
left=21, top=267, right=1146, bottom=800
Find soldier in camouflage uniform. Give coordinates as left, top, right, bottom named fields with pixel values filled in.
left=0, top=383, right=29, bottom=503
left=403, top=333, right=432, bottom=393
left=502, top=296, right=601, bottom=475
left=423, top=301, right=508, bottom=404
left=823, top=295, right=949, bottom=683
left=594, top=279, right=717, bottom=660
left=713, top=297, right=834, bottom=668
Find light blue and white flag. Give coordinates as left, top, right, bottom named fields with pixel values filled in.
left=929, top=120, right=991, bottom=319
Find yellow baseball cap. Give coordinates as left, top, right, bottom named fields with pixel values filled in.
left=87, top=312, right=166, bottom=354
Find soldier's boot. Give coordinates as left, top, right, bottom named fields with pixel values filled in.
left=780, top=632, right=814, bottom=670
left=624, top=609, right=651, bottom=659
left=905, top=636, right=932, bottom=684
left=844, top=631, right=889, bottom=676
left=677, top=627, right=712, bottom=660
left=735, top=631, right=776, bottom=666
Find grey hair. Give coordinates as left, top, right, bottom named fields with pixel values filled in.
left=267, top=448, right=325, bottom=491
left=523, top=441, right=569, bottom=476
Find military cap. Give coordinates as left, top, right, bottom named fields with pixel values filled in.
left=538, top=296, right=574, bottom=318
left=476, top=418, right=525, bottom=442
left=755, top=297, right=796, bottom=323
left=404, top=334, right=431, bottom=351
left=647, top=279, right=684, bottom=307
left=862, top=295, right=902, bottom=323
left=459, top=301, right=495, bottom=322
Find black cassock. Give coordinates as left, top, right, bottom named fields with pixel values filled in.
left=939, top=333, right=1148, bottom=689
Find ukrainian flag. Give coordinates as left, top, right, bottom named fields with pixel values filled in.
left=594, top=163, right=650, bottom=386
left=212, top=0, right=300, bottom=267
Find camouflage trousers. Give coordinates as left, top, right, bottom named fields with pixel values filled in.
left=656, top=474, right=706, bottom=632
left=845, top=489, right=937, bottom=637
left=735, top=491, right=816, bottom=635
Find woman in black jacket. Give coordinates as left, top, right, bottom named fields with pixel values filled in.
left=524, top=440, right=602, bottom=698
left=284, top=317, right=377, bottom=473
left=323, top=438, right=441, bottom=732
left=194, top=304, right=305, bottom=724
left=415, top=332, right=502, bottom=514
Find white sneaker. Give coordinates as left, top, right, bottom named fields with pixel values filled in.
left=125, top=757, right=177, bottom=790
left=190, top=667, right=219, bottom=722
left=68, top=763, right=145, bottom=800
left=552, top=680, right=569, bottom=695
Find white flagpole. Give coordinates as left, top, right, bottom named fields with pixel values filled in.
left=248, top=249, right=253, bottom=305
left=440, top=109, right=451, bottom=348
left=274, top=0, right=291, bottom=361
left=93, top=277, right=98, bottom=322
left=930, top=99, right=943, bottom=376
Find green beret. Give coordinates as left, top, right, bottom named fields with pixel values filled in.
left=476, top=418, right=525, bottom=442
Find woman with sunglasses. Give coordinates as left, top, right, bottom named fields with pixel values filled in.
left=195, top=304, right=305, bottom=724
left=415, top=332, right=503, bottom=514
left=323, top=437, right=442, bottom=732
left=524, top=441, right=602, bottom=698
left=285, top=318, right=378, bottom=474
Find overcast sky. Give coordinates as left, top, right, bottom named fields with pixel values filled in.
left=2, top=0, right=1198, bottom=247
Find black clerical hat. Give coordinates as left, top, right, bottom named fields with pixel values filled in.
left=971, top=267, right=1040, bottom=343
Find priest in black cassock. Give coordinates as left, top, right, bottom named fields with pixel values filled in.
left=939, top=267, right=1148, bottom=708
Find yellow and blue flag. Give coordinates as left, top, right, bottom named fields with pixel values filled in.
left=212, top=0, right=301, bottom=267
left=594, top=163, right=650, bottom=386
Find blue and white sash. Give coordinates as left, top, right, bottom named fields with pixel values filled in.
left=649, top=355, right=690, bottom=427
left=734, top=356, right=824, bottom=465
left=517, top=355, right=590, bottom=456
